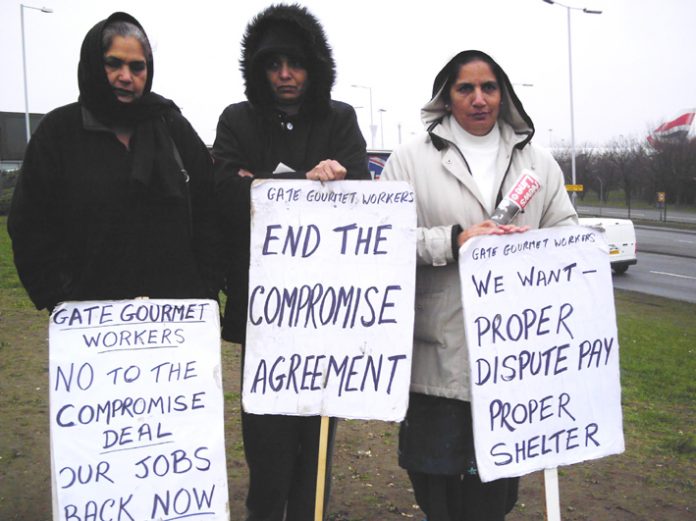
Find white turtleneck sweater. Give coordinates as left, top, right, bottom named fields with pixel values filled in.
left=450, top=117, right=501, bottom=214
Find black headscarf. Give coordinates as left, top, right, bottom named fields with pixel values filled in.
left=78, top=12, right=184, bottom=198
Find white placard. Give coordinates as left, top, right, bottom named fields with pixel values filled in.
left=49, top=299, right=229, bottom=521
left=243, top=180, right=417, bottom=421
left=460, top=226, right=625, bottom=482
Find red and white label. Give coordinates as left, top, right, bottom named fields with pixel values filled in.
left=507, top=170, right=541, bottom=210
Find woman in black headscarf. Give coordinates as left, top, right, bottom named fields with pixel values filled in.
left=9, top=12, right=221, bottom=309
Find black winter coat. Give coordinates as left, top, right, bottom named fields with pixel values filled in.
left=8, top=103, right=221, bottom=310
left=213, top=101, right=370, bottom=342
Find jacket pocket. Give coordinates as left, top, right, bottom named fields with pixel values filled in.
left=413, top=289, right=449, bottom=346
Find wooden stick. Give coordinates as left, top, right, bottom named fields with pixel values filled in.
left=544, top=467, right=562, bottom=521
left=314, top=415, right=330, bottom=521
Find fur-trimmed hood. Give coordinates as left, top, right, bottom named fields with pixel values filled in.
left=240, top=3, right=335, bottom=114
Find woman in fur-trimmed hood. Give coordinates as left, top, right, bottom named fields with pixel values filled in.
left=212, top=4, right=369, bottom=521
left=213, top=3, right=369, bottom=345
left=241, top=3, right=336, bottom=115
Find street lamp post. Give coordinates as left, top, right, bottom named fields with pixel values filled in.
left=20, top=4, right=53, bottom=143
left=351, top=84, right=376, bottom=148
left=542, top=0, right=602, bottom=205
left=378, top=108, right=387, bottom=149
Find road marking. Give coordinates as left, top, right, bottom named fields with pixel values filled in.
left=650, top=271, right=696, bottom=280
left=677, top=239, right=695, bottom=244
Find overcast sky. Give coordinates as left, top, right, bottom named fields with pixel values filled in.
left=1, top=0, right=695, bottom=149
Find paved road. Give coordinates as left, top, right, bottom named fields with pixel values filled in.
left=611, top=226, right=696, bottom=303
left=578, top=205, right=696, bottom=224
left=635, top=226, right=696, bottom=258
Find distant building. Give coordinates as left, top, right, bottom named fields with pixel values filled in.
left=0, top=111, right=44, bottom=171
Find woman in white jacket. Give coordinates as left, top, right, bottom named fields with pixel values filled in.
left=381, top=50, right=577, bottom=521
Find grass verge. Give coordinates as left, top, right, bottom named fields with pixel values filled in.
left=0, top=215, right=693, bottom=520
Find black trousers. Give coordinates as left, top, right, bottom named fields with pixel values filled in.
left=242, top=411, right=337, bottom=521
left=408, top=471, right=519, bottom=521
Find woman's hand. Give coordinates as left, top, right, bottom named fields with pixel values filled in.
left=306, top=159, right=347, bottom=181
left=457, top=220, right=529, bottom=247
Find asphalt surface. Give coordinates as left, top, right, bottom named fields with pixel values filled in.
left=611, top=224, right=696, bottom=303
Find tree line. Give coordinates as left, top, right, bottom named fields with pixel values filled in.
left=552, top=136, right=696, bottom=208
left=3, top=136, right=696, bottom=216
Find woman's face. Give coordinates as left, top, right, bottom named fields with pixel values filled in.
left=448, top=60, right=501, bottom=136
left=265, top=54, right=308, bottom=105
left=103, top=35, right=148, bottom=103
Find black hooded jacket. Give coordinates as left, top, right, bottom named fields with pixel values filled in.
left=241, top=3, right=335, bottom=117
left=8, top=12, right=221, bottom=310
left=213, top=3, right=369, bottom=342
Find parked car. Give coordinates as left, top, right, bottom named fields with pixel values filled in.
left=579, top=217, right=637, bottom=274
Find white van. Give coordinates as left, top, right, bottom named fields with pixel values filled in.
left=579, top=217, right=638, bottom=274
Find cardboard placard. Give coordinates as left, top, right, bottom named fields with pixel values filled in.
left=460, top=226, right=625, bottom=482
left=49, top=299, right=229, bottom=521
left=243, top=180, right=417, bottom=421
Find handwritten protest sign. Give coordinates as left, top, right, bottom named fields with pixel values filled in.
left=243, top=180, right=416, bottom=421
left=49, top=299, right=229, bottom=521
left=460, top=226, right=625, bottom=482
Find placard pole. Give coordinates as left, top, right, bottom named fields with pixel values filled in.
left=314, top=415, right=330, bottom=521
left=544, top=467, right=562, bottom=521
